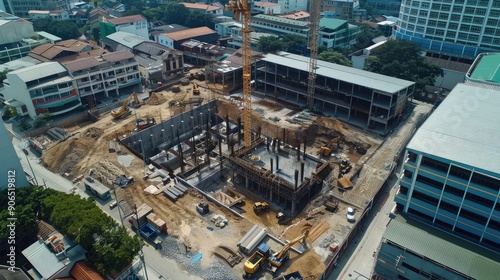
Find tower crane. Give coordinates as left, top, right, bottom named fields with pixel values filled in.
left=226, top=0, right=252, bottom=147
left=307, top=0, right=321, bottom=110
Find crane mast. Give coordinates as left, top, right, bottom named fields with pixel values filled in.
left=307, top=0, right=321, bottom=110
left=226, top=0, right=252, bottom=147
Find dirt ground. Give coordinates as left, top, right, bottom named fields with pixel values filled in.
left=38, top=74, right=383, bottom=279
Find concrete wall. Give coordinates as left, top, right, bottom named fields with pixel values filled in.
left=0, top=123, right=29, bottom=188
left=121, top=100, right=218, bottom=157
left=24, top=111, right=96, bottom=137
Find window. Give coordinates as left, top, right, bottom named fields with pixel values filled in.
left=470, top=173, right=500, bottom=192
left=459, top=208, right=487, bottom=225
left=465, top=192, right=494, bottom=207
left=445, top=184, right=465, bottom=197
left=421, top=156, right=448, bottom=173
left=439, top=200, right=459, bottom=214
left=449, top=166, right=471, bottom=181
left=416, top=174, right=444, bottom=190
left=488, top=219, right=500, bottom=231
left=408, top=208, right=433, bottom=222
left=412, top=190, right=439, bottom=206
left=435, top=218, right=453, bottom=230
left=454, top=226, right=480, bottom=242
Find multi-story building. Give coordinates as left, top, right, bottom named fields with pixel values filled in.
left=254, top=2, right=281, bottom=15
left=28, top=9, right=69, bottom=20
left=180, top=2, right=224, bottom=16
left=322, top=0, right=362, bottom=21
left=157, top=27, right=219, bottom=50
left=0, top=123, right=29, bottom=189
left=393, top=0, right=500, bottom=61
left=279, top=11, right=310, bottom=21
left=366, top=0, right=402, bottom=17
left=255, top=52, right=414, bottom=134
left=396, top=81, right=500, bottom=251
left=101, top=15, right=149, bottom=40
left=63, top=51, right=141, bottom=106
left=1, top=0, right=69, bottom=18
left=373, top=214, right=499, bottom=280
left=276, top=0, right=308, bottom=14
left=1, top=62, right=80, bottom=119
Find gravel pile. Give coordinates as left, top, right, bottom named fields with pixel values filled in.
left=159, top=235, right=238, bottom=280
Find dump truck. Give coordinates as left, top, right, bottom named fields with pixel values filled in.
left=253, top=202, right=269, bottom=214
left=243, top=243, right=270, bottom=278
left=111, top=92, right=142, bottom=119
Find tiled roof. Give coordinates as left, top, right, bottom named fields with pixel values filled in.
left=70, top=261, right=104, bottom=280
left=108, top=14, right=146, bottom=25
left=180, top=2, right=221, bottom=11
left=165, top=27, right=216, bottom=41
left=255, top=2, right=280, bottom=7
left=37, top=220, right=57, bottom=241
left=29, top=40, right=96, bottom=61
left=63, top=50, right=134, bottom=72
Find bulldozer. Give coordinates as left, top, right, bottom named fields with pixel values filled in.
left=111, top=93, right=142, bottom=119
left=253, top=202, right=269, bottom=214
left=192, top=83, right=200, bottom=95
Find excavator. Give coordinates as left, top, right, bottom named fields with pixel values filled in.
left=192, top=83, right=200, bottom=95
left=267, top=227, right=310, bottom=272
left=111, top=92, right=142, bottom=119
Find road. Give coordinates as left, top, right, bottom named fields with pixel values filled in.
left=10, top=135, right=194, bottom=280
left=328, top=174, right=399, bottom=280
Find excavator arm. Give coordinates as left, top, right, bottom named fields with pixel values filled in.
left=274, top=228, right=310, bottom=260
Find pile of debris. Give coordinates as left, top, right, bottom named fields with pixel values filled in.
left=145, top=92, right=168, bottom=105
left=47, top=127, right=69, bottom=141
left=210, top=214, right=228, bottom=228
left=83, top=127, right=104, bottom=138
left=92, top=159, right=127, bottom=187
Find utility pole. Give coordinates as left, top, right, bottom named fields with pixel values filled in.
left=132, top=203, right=149, bottom=280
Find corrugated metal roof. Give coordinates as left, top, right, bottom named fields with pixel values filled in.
left=407, top=83, right=500, bottom=175
left=320, top=18, right=346, bottom=30
left=385, top=216, right=500, bottom=280
left=262, top=52, right=414, bottom=93
left=10, top=62, right=66, bottom=81
left=165, top=26, right=216, bottom=41
left=106, top=31, right=151, bottom=49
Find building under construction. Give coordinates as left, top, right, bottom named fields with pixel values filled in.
left=119, top=100, right=331, bottom=215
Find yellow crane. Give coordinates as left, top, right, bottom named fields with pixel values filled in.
left=268, top=227, right=310, bottom=270
left=307, top=0, right=321, bottom=110
left=226, top=0, right=252, bottom=147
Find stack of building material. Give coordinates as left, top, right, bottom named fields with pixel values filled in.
left=308, top=221, right=330, bottom=243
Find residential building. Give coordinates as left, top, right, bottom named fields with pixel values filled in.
left=396, top=82, right=500, bottom=251
left=251, top=14, right=309, bottom=37
left=0, top=122, right=29, bottom=189
left=279, top=11, right=310, bottom=21
left=215, top=20, right=277, bottom=49
left=180, top=39, right=236, bottom=65
left=149, top=24, right=189, bottom=43
left=254, top=2, right=281, bottom=15
left=70, top=261, right=104, bottom=280
left=157, top=26, right=219, bottom=50
left=132, top=41, right=184, bottom=86
left=63, top=51, right=141, bottom=106
left=393, top=0, right=500, bottom=61
left=28, top=9, right=69, bottom=20
left=0, top=10, right=35, bottom=45
left=1, top=62, right=80, bottom=119
left=180, top=2, right=224, bottom=16
left=372, top=214, right=499, bottom=280
left=366, top=0, right=402, bottom=17
left=22, top=220, right=87, bottom=280
left=103, top=31, right=152, bottom=51
left=1, top=0, right=69, bottom=17
left=276, top=0, right=308, bottom=14
left=322, top=0, right=362, bottom=21
left=255, top=52, right=414, bottom=135
left=100, top=14, right=149, bottom=40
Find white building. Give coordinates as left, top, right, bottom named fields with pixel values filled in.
left=215, top=21, right=242, bottom=38
left=180, top=2, right=224, bottom=16
left=0, top=10, right=35, bottom=45
left=28, top=9, right=69, bottom=20
left=106, top=15, right=149, bottom=40
left=254, top=2, right=281, bottom=15
left=1, top=62, right=81, bottom=119
left=277, top=0, right=308, bottom=14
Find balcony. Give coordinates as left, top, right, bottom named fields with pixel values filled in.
left=32, top=90, right=79, bottom=108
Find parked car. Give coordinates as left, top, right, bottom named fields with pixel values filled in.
left=346, top=207, right=355, bottom=222
left=109, top=200, right=118, bottom=209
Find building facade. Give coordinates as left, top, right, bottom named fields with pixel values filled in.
left=396, top=82, right=500, bottom=251
left=1, top=62, right=80, bottom=119
left=0, top=123, right=29, bottom=189
left=255, top=52, right=414, bottom=135
left=157, top=27, right=219, bottom=50
left=2, top=0, right=68, bottom=17
left=276, top=0, right=308, bottom=14
left=28, top=9, right=69, bottom=20
left=63, top=51, right=141, bottom=106
left=0, top=10, right=35, bottom=45
left=105, top=15, right=149, bottom=40
left=254, top=2, right=281, bottom=15
left=366, top=0, right=402, bottom=17
left=393, top=0, right=500, bottom=60
left=180, top=2, right=224, bottom=15
left=322, top=0, right=361, bottom=21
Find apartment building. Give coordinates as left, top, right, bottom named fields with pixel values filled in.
left=1, top=0, right=68, bottom=17
left=63, top=51, right=141, bottom=106
left=28, top=9, right=69, bottom=20
left=254, top=2, right=281, bottom=15
left=276, top=0, right=308, bottom=14
left=394, top=0, right=500, bottom=60
left=1, top=62, right=80, bottom=119
left=396, top=81, right=500, bottom=251
left=255, top=52, right=414, bottom=135
left=366, top=0, right=402, bottom=17
left=101, top=15, right=149, bottom=40
left=322, top=0, right=363, bottom=21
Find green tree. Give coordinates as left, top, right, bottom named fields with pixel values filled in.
left=318, top=50, right=352, bottom=67
left=91, top=26, right=100, bottom=42
left=164, top=3, right=190, bottom=25
left=33, top=19, right=81, bottom=40
left=282, top=34, right=307, bottom=55
left=18, top=118, right=32, bottom=131
left=365, top=40, right=444, bottom=92
left=257, top=36, right=287, bottom=52
left=33, top=112, right=52, bottom=128
left=2, top=106, right=18, bottom=119
left=0, top=68, right=10, bottom=85
left=186, top=10, right=214, bottom=29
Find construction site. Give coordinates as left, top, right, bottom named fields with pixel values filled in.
left=32, top=1, right=435, bottom=279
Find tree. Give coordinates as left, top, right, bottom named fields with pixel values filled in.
left=18, top=118, right=32, bottom=131
left=91, top=26, right=100, bottom=42
left=2, top=105, right=18, bottom=120
left=164, top=3, right=190, bottom=25
left=257, top=36, right=287, bottom=52
left=33, top=19, right=81, bottom=40
left=365, top=40, right=444, bottom=92
left=282, top=34, right=307, bottom=55
left=33, top=112, right=52, bottom=128
left=318, top=50, right=352, bottom=67
left=0, top=68, right=10, bottom=84
left=186, top=10, right=215, bottom=29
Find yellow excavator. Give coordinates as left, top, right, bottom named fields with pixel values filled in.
left=111, top=92, right=141, bottom=119
left=192, top=83, right=200, bottom=95
left=268, top=227, right=310, bottom=271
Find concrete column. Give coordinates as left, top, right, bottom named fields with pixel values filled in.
left=291, top=201, right=296, bottom=215
left=270, top=190, right=273, bottom=202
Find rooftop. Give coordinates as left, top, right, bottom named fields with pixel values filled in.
left=107, top=14, right=146, bottom=25
left=255, top=2, right=280, bottom=7
left=262, top=52, right=414, bottom=93
left=180, top=2, right=222, bottom=11
left=106, top=31, right=152, bottom=49
left=467, top=53, right=500, bottom=84
left=320, top=18, right=347, bottom=31
left=165, top=26, right=217, bottom=41
left=253, top=14, right=309, bottom=28
left=385, top=215, right=500, bottom=280
left=0, top=55, right=41, bottom=72
left=407, top=83, right=500, bottom=176
left=63, top=50, right=134, bottom=72
left=36, top=31, right=62, bottom=42
left=9, top=62, right=67, bottom=82
left=70, top=261, right=104, bottom=280
left=279, top=11, right=310, bottom=20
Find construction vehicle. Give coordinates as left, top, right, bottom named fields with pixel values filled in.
left=135, top=118, right=156, bottom=131
left=111, top=92, right=142, bottom=119
left=319, top=136, right=342, bottom=157
left=324, top=199, right=339, bottom=212
left=196, top=201, right=209, bottom=215
left=268, top=227, right=310, bottom=272
left=192, top=83, right=200, bottom=95
left=226, top=0, right=252, bottom=148
left=253, top=202, right=269, bottom=214
left=243, top=243, right=270, bottom=278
